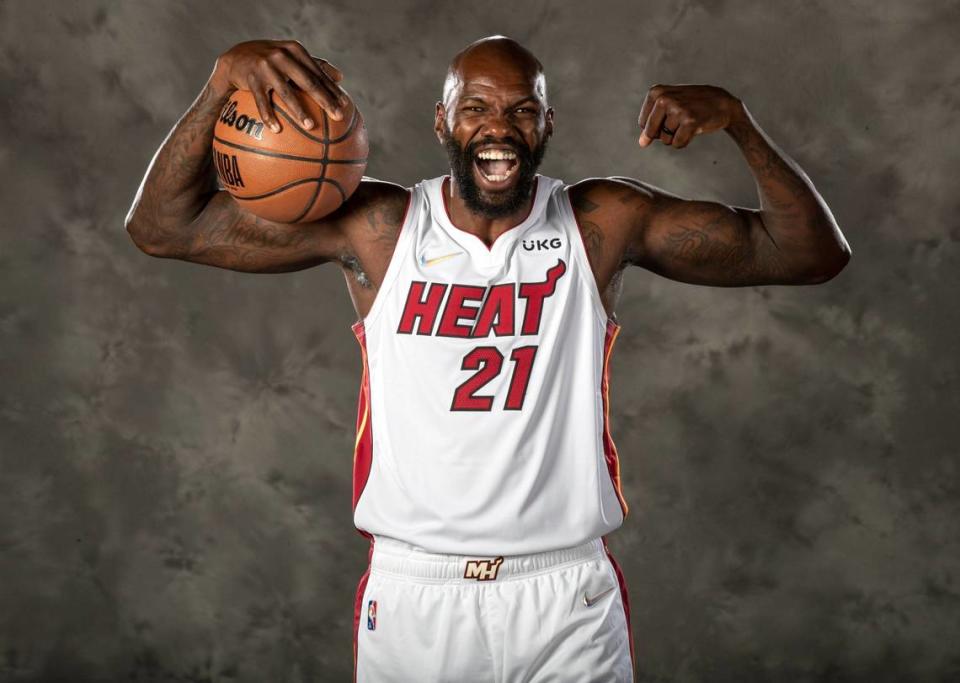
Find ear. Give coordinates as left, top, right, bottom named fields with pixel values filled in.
left=545, top=106, right=555, bottom=139
left=434, top=102, right=446, bottom=144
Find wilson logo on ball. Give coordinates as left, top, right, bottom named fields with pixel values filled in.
left=218, top=100, right=265, bottom=141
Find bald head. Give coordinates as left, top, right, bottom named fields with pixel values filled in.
left=441, top=35, right=547, bottom=108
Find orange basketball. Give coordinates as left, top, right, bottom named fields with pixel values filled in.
left=212, top=89, right=368, bottom=223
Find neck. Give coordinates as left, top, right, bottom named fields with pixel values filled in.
left=443, top=175, right=538, bottom=248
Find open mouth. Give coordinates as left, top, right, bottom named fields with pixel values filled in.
left=473, top=148, right=520, bottom=186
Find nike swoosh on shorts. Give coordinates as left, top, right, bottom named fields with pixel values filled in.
left=583, top=586, right=616, bottom=607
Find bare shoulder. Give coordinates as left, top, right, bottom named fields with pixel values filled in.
left=567, top=176, right=624, bottom=209
left=330, top=178, right=411, bottom=296
left=567, top=176, right=687, bottom=264
left=337, top=177, right=411, bottom=242
left=567, top=175, right=682, bottom=218
left=565, top=177, right=652, bottom=267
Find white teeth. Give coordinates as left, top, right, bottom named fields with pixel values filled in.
left=475, top=148, right=519, bottom=183
left=476, top=149, right=517, bottom=160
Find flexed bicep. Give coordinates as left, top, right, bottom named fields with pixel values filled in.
left=636, top=192, right=789, bottom=286
left=603, top=176, right=789, bottom=287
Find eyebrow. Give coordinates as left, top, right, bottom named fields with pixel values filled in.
left=460, top=95, right=540, bottom=108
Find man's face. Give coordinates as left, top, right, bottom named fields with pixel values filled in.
left=436, top=58, right=553, bottom=219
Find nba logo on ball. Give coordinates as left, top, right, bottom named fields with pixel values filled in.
left=367, top=600, right=377, bottom=631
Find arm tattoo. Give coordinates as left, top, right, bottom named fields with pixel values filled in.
left=131, top=81, right=354, bottom=273
left=571, top=191, right=605, bottom=265
left=137, top=83, right=228, bottom=248
left=189, top=203, right=325, bottom=273
left=572, top=194, right=600, bottom=214
left=660, top=204, right=787, bottom=283
left=728, top=118, right=809, bottom=218
left=578, top=219, right=605, bottom=269
left=364, top=195, right=406, bottom=247
left=337, top=189, right=408, bottom=288
left=725, top=113, right=848, bottom=273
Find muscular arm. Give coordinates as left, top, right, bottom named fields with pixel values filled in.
left=572, top=99, right=851, bottom=288
left=124, top=40, right=384, bottom=273
left=124, top=74, right=346, bottom=272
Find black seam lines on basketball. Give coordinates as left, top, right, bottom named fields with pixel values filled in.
left=274, top=103, right=361, bottom=145
left=233, top=178, right=347, bottom=204
left=212, top=136, right=367, bottom=165
left=231, top=177, right=323, bottom=201
left=289, top=108, right=329, bottom=223
left=291, top=110, right=349, bottom=217
left=324, top=177, right=348, bottom=203
left=221, top=100, right=364, bottom=222
left=328, top=109, right=361, bottom=144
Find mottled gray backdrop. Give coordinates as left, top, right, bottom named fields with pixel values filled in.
left=1, top=0, right=958, bottom=681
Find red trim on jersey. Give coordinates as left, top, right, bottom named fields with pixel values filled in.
left=351, top=321, right=374, bottom=510
left=602, top=319, right=628, bottom=518
left=350, top=323, right=376, bottom=680
left=349, top=321, right=371, bottom=676
left=603, top=537, right=636, bottom=675
left=440, top=175, right=540, bottom=251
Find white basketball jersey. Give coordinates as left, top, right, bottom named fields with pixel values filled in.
left=350, top=174, right=627, bottom=556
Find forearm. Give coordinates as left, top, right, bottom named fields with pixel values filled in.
left=725, top=101, right=851, bottom=277
left=125, top=71, right=232, bottom=253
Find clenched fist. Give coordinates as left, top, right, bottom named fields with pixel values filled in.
left=637, top=84, right=744, bottom=149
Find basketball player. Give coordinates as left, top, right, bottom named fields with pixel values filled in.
left=126, top=36, right=850, bottom=682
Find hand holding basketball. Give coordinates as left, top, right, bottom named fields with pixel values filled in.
left=209, top=40, right=369, bottom=223
left=211, top=39, right=347, bottom=131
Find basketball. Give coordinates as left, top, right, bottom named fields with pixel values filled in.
left=212, top=89, right=368, bottom=223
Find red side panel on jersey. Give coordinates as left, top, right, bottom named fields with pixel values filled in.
left=351, top=320, right=374, bottom=510
left=350, top=323, right=375, bottom=680
left=601, top=319, right=628, bottom=518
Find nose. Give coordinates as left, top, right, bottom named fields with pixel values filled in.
left=478, top=108, right=515, bottom=139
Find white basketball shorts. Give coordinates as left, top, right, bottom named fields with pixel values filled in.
left=353, top=535, right=635, bottom=682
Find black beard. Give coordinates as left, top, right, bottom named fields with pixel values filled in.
left=442, top=126, right=548, bottom=219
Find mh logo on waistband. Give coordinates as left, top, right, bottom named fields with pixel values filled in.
left=464, top=556, right=504, bottom=581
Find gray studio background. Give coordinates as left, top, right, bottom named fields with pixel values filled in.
left=1, top=1, right=958, bottom=681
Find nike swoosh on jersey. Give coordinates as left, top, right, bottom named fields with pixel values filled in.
left=583, top=586, right=616, bottom=607
left=419, top=251, right=463, bottom=267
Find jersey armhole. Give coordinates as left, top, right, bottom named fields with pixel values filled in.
left=559, top=185, right=615, bottom=328
left=356, top=187, right=419, bottom=329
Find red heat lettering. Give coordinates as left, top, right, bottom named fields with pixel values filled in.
left=397, top=281, right=447, bottom=335
left=396, top=259, right=567, bottom=338
left=472, top=284, right=515, bottom=337
left=518, top=259, right=567, bottom=335
left=437, top=285, right=486, bottom=337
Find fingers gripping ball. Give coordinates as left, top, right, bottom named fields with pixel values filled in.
left=212, top=89, right=368, bottom=223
